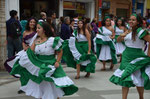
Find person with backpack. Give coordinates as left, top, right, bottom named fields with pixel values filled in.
left=5, top=17, right=38, bottom=94
left=6, top=10, right=22, bottom=58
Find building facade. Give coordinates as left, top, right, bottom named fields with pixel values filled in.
left=145, top=0, right=150, bottom=17
left=1, top=0, right=97, bottom=70
left=132, top=0, right=145, bottom=17
left=59, top=0, right=95, bottom=20
left=100, top=0, right=132, bottom=19
left=5, top=0, right=96, bottom=20
left=0, top=0, right=7, bottom=70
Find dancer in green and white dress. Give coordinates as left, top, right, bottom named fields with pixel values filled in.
left=114, top=18, right=127, bottom=62
left=94, top=16, right=117, bottom=71
left=110, top=14, right=150, bottom=99
left=10, top=22, right=78, bottom=99
left=63, top=20, right=97, bottom=79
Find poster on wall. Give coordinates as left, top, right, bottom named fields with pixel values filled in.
left=63, top=1, right=76, bottom=10
left=76, top=2, right=86, bottom=18
left=76, top=3, right=86, bottom=14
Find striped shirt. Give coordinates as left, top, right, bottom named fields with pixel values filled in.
left=74, top=18, right=79, bottom=30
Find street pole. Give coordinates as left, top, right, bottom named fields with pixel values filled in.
left=98, top=0, right=102, bottom=27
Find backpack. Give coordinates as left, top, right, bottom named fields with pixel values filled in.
left=10, top=22, right=21, bottom=39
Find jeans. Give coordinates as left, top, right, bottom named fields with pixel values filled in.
left=7, top=36, right=22, bottom=58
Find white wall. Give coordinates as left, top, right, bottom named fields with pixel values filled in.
left=59, top=0, right=64, bottom=17
left=5, top=0, right=20, bottom=20
left=144, top=0, right=147, bottom=17
left=85, top=1, right=95, bottom=21
left=90, top=1, right=95, bottom=21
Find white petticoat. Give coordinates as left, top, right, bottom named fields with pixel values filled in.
left=99, top=45, right=112, bottom=61
left=115, top=42, right=126, bottom=55
left=113, top=65, right=150, bottom=87
left=21, top=80, right=64, bottom=99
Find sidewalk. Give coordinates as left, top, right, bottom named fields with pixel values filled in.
left=0, top=71, right=19, bottom=86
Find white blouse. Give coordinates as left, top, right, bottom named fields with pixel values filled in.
left=35, top=37, right=62, bottom=55
left=124, top=32, right=145, bottom=49
left=76, top=34, right=88, bottom=42
left=115, top=27, right=124, bottom=35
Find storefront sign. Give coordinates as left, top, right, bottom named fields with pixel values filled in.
left=63, top=1, right=76, bottom=10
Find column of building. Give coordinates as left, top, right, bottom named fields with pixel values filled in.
left=0, top=0, right=7, bottom=70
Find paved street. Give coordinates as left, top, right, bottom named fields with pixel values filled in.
left=0, top=61, right=150, bottom=99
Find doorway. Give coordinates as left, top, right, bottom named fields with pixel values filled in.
left=20, top=0, right=59, bottom=19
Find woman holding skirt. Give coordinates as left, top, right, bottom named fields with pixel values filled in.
left=114, top=18, right=127, bottom=62
left=63, top=20, right=97, bottom=79
left=110, top=14, right=150, bottom=99
left=94, top=16, right=117, bottom=71
left=9, top=22, right=78, bottom=99
left=4, top=17, right=37, bottom=77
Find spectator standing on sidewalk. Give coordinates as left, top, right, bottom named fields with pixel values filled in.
left=50, top=11, right=57, bottom=36
left=38, top=12, right=47, bottom=22
left=70, top=18, right=75, bottom=34
left=57, top=16, right=64, bottom=36
left=73, top=14, right=79, bottom=30
left=20, top=13, right=27, bottom=41
left=60, top=17, right=71, bottom=40
left=6, top=10, right=22, bottom=58
left=47, top=17, right=55, bottom=36
left=91, top=18, right=98, bottom=34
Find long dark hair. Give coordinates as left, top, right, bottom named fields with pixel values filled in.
left=38, top=22, right=54, bottom=37
left=46, top=17, right=56, bottom=37
left=102, top=16, right=111, bottom=26
left=115, top=18, right=126, bottom=27
left=25, top=17, right=37, bottom=31
left=131, top=14, right=143, bottom=41
left=77, top=20, right=86, bottom=36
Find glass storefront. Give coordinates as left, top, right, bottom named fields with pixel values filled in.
left=20, top=0, right=59, bottom=19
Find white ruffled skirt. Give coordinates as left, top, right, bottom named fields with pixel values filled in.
left=21, top=80, right=64, bottom=99
left=99, top=45, right=112, bottom=61
left=115, top=42, right=126, bottom=55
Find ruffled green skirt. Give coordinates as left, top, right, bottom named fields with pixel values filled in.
left=62, top=38, right=97, bottom=73
left=10, top=48, right=78, bottom=95
left=110, top=47, right=150, bottom=90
